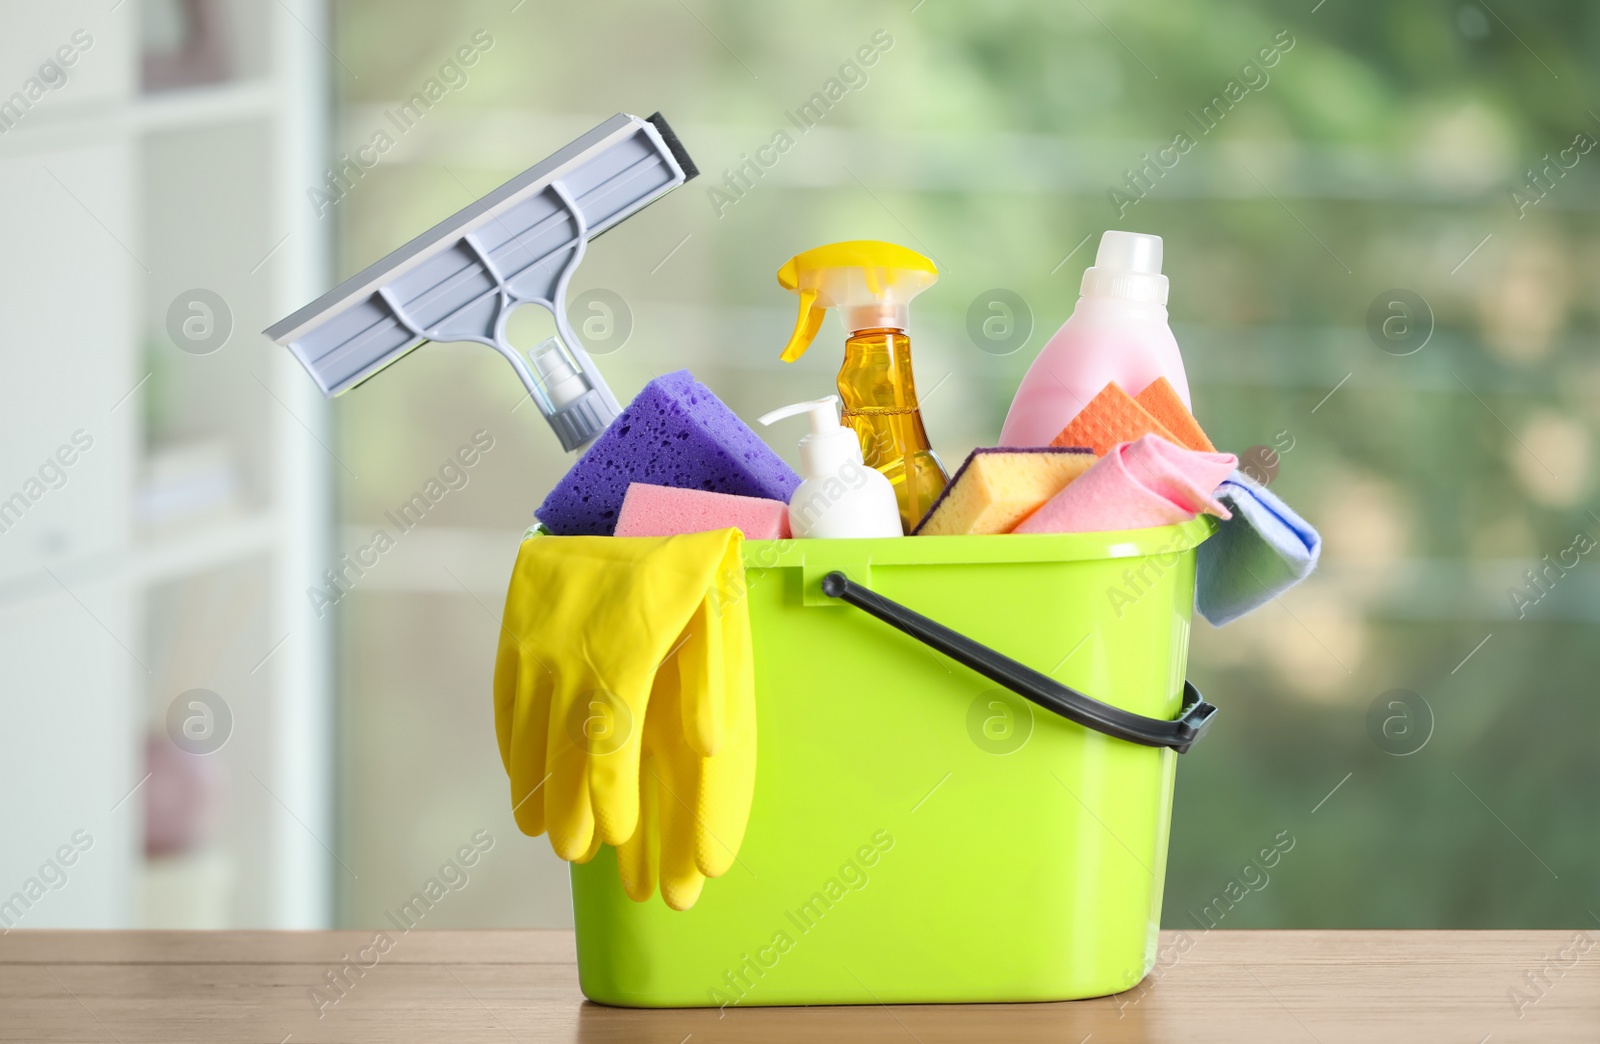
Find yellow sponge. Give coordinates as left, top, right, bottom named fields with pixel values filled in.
left=913, top=447, right=1096, bottom=535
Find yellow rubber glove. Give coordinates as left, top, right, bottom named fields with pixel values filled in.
left=493, top=530, right=756, bottom=909
left=616, top=577, right=757, bottom=910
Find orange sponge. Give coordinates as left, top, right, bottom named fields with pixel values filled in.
left=1048, top=381, right=1179, bottom=456
left=1134, top=377, right=1214, bottom=452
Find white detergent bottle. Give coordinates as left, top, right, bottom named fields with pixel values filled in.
left=759, top=396, right=903, bottom=538
left=999, top=230, right=1192, bottom=447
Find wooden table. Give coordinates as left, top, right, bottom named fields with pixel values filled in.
left=3, top=930, right=1596, bottom=1042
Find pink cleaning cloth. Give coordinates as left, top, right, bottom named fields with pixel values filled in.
left=614, top=482, right=791, bottom=539
left=1013, top=434, right=1237, bottom=534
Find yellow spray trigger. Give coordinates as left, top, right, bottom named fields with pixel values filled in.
left=775, top=240, right=937, bottom=363
left=781, top=289, right=825, bottom=363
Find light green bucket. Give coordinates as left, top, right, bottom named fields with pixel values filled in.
left=570, top=517, right=1214, bottom=1007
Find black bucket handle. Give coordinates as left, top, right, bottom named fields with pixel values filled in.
left=820, top=571, right=1216, bottom=754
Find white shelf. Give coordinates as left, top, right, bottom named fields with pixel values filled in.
left=129, top=512, right=280, bottom=586
left=0, top=80, right=277, bottom=157
left=134, top=79, right=277, bottom=133
left=0, top=1, right=333, bottom=932
left=0, top=512, right=280, bottom=610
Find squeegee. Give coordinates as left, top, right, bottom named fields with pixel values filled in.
left=264, top=111, right=698, bottom=451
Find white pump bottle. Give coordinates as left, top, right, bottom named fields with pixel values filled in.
left=758, top=396, right=903, bottom=539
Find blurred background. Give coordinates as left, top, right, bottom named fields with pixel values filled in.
left=1, top=0, right=1596, bottom=931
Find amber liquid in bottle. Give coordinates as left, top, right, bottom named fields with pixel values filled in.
left=837, top=327, right=949, bottom=532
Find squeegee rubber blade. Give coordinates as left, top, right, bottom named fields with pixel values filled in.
left=646, top=111, right=698, bottom=180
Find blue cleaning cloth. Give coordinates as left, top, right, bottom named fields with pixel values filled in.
left=1195, top=470, right=1320, bottom=626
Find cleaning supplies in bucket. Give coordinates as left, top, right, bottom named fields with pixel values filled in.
left=776, top=241, right=949, bottom=531
left=476, top=216, right=1330, bottom=1010
left=758, top=396, right=901, bottom=538
left=537, top=370, right=800, bottom=536
left=1002, top=230, right=1192, bottom=447
left=494, top=529, right=756, bottom=910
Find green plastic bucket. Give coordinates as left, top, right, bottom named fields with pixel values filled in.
left=570, top=517, right=1215, bottom=1007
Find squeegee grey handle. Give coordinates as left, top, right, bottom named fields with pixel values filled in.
left=819, top=571, right=1216, bottom=753
left=263, top=111, right=696, bottom=432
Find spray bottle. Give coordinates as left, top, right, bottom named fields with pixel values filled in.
left=776, top=241, right=949, bottom=532
left=759, top=396, right=902, bottom=538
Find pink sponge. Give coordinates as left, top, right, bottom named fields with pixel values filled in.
left=614, top=483, right=790, bottom=540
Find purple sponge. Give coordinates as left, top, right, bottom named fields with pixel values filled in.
left=536, top=370, right=801, bottom=536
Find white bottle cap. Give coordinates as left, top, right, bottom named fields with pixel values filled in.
left=757, top=395, right=862, bottom=480
left=1080, top=230, right=1169, bottom=305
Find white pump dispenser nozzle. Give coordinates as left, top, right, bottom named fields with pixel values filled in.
left=758, top=396, right=902, bottom=539
left=757, top=396, right=860, bottom=479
